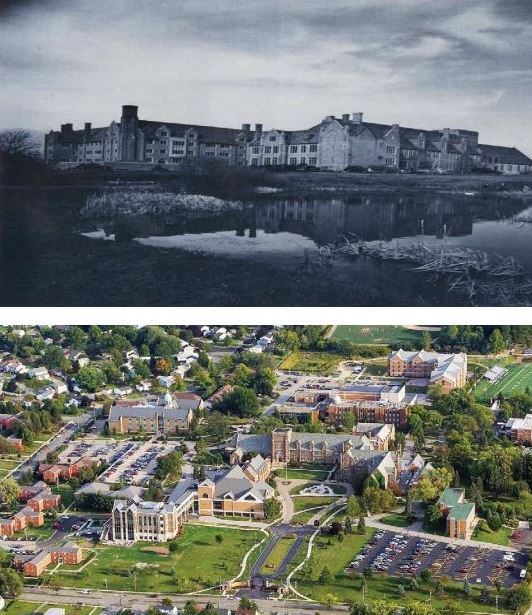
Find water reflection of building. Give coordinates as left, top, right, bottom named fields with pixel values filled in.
left=253, top=195, right=527, bottom=245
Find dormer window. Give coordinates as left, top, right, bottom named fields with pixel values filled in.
left=188, top=133, right=196, bottom=139
left=160, top=131, right=168, bottom=137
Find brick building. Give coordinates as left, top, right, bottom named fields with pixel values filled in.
left=14, top=542, right=82, bottom=577
left=436, top=487, right=476, bottom=539
left=389, top=349, right=467, bottom=390
left=107, top=392, right=199, bottom=435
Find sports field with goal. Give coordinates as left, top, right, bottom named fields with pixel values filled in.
left=474, top=363, right=532, bottom=402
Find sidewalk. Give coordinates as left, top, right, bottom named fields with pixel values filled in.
left=367, top=515, right=519, bottom=553
left=194, top=516, right=268, bottom=530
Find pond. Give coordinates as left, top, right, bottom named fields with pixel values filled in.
left=1, top=186, right=531, bottom=306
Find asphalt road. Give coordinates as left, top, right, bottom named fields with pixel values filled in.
left=11, top=412, right=94, bottom=480
left=20, top=587, right=348, bottom=614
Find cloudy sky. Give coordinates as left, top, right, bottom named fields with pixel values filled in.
left=1, top=0, right=532, bottom=153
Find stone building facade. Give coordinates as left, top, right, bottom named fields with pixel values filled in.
left=44, top=105, right=532, bottom=174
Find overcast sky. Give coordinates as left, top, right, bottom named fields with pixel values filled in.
left=1, top=0, right=532, bottom=153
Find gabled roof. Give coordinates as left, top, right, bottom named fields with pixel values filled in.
left=138, top=120, right=248, bottom=145
left=478, top=144, right=532, bottom=165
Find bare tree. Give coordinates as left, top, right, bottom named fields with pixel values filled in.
left=0, top=129, right=39, bottom=157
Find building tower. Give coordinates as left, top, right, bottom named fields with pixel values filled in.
left=119, top=105, right=139, bottom=161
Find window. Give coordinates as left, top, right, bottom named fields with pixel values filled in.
left=300, top=145, right=306, bottom=153
left=273, top=146, right=278, bottom=153
left=160, top=140, right=167, bottom=145
left=310, top=144, right=317, bottom=152
left=289, top=157, right=297, bottom=165
left=265, top=146, right=271, bottom=153
left=385, top=158, right=394, bottom=166
left=160, top=131, right=168, bottom=137
left=300, top=157, right=306, bottom=165
left=264, top=157, right=271, bottom=165
left=269, top=136, right=276, bottom=142
left=290, top=146, right=297, bottom=153
left=160, top=149, right=167, bottom=154
left=386, top=146, right=396, bottom=154
left=309, top=157, right=317, bottom=166
left=272, top=157, right=277, bottom=164
left=251, top=158, right=258, bottom=166
left=252, top=146, right=259, bottom=154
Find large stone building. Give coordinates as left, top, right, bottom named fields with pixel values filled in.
left=388, top=349, right=467, bottom=390
left=45, top=106, right=532, bottom=174
left=230, top=428, right=396, bottom=487
left=45, top=105, right=258, bottom=167
left=107, top=392, right=200, bottom=435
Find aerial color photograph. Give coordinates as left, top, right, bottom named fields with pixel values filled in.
left=1, top=0, right=532, bottom=306
left=0, top=324, right=531, bottom=615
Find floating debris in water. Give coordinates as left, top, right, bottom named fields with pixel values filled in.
left=322, top=237, right=531, bottom=306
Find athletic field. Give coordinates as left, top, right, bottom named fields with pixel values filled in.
left=331, top=325, right=427, bottom=346
left=474, top=363, right=532, bottom=402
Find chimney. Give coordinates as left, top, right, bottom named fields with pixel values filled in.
left=342, top=113, right=350, bottom=122
left=254, top=123, right=263, bottom=133
left=242, top=123, right=250, bottom=132
left=84, top=122, right=92, bottom=134
left=121, top=105, right=138, bottom=119
left=61, top=123, right=73, bottom=134
left=351, top=112, right=363, bottom=124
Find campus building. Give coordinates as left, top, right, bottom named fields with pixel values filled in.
left=14, top=542, right=82, bottom=577
left=109, top=495, right=194, bottom=544
left=197, top=462, right=275, bottom=519
left=505, top=414, right=532, bottom=446
left=107, top=392, right=200, bottom=435
left=388, top=349, right=467, bottom=390
left=437, top=487, right=476, bottom=539
left=45, top=105, right=258, bottom=167
left=107, top=454, right=273, bottom=543
left=230, top=428, right=396, bottom=487
left=45, top=106, right=532, bottom=174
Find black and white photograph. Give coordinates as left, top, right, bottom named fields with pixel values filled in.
left=1, top=0, right=532, bottom=306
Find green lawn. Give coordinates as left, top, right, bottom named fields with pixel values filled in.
left=51, top=525, right=263, bottom=592
left=473, top=363, right=532, bottom=402
left=13, top=518, right=56, bottom=541
left=331, top=326, right=427, bottom=346
left=0, top=459, right=21, bottom=470
left=280, top=351, right=340, bottom=374
left=260, top=536, right=297, bottom=574
left=380, top=513, right=411, bottom=528
left=294, top=528, right=510, bottom=612
left=472, top=521, right=513, bottom=546
left=52, top=484, right=76, bottom=508
left=275, top=467, right=330, bottom=481
left=2, top=601, right=98, bottom=615
left=293, top=496, right=339, bottom=512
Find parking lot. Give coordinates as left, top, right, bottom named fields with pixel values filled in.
left=58, top=438, right=126, bottom=465
left=346, top=530, right=528, bottom=588
left=98, top=439, right=178, bottom=486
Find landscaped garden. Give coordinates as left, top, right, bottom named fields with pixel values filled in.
left=260, top=536, right=297, bottom=574
left=274, top=465, right=332, bottom=481
left=472, top=521, right=513, bottom=546
left=380, top=513, right=412, bottom=528
left=50, top=524, right=263, bottom=593
left=293, top=496, right=339, bottom=513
